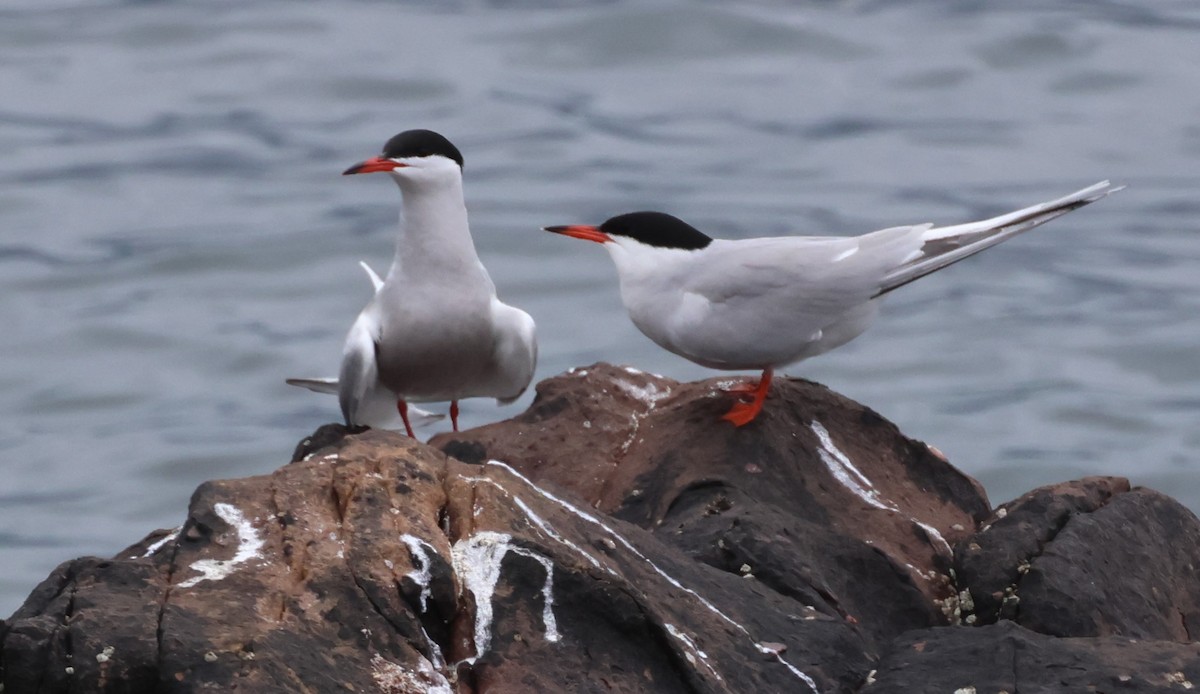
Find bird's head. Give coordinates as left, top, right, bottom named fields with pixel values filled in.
left=343, top=129, right=464, bottom=188
left=544, top=211, right=713, bottom=251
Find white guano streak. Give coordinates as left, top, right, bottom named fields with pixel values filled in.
left=451, top=531, right=560, bottom=663
left=486, top=460, right=818, bottom=692
left=810, top=420, right=896, bottom=512
left=462, top=475, right=610, bottom=575
left=810, top=420, right=953, bottom=557
left=139, top=526, right=182, bottom=558
left=178, top=504, right=264, bottom=588
left=613, top=379, right=672, bottom=454
left=510, top=493, right=610, bottom=575
left=613, top=378, right=670, bottom=406
left=665, top=623, right=723, bottom=683
left=399, top=534, right=435, bottom=613
left=370, top=653, right=452, bottom=694
left=913, top=520, right=953, bottom=557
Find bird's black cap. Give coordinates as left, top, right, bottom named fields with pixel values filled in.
left=381, top=129, right=464, bottom=168
left=600, top=211, right=713, bottom=250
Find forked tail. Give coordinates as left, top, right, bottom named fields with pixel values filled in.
left=876, top=181, right=1121, bottom=297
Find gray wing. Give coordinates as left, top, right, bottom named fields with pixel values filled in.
left=655, top=227, right=927, bottom=366
left=338, top=308, right=381, bottom=427
left=291, top=263, right=450, bottom=429
left=686, top=226, right=927, bottom=317
left=490, top=299, right=537, bottom=404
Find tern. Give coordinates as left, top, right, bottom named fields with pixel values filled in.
left=291, top=129, right=537, bottom=437
left=287, top=262, right=445, bottom=432
left=546, top=181, right=1119, bottom=427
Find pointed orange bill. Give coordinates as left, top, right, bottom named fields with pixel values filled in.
left=343, top=156, right=408, bottom=175
left=543, top=224, right=612, bottom=244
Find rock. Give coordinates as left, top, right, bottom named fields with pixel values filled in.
left=432, top=363, right=991, bottom=649
left=0, top=558, right=164, bottom=693
left=866, top=620, right=1200, bottom=693
left=954, top=476, right=1129, bottom=624
left=3, top=363, right=1198, bottom=692
left=956, top=478, right=1200, bottom=641
left=1, top=429, right=863, bottom=691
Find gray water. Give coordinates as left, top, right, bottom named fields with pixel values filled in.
left=3, top=0, right=1199, bottom=616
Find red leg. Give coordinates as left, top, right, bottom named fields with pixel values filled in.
left=450, top=400, right=460, bottom=432
left=397, top=399, right=415, bottom=438
left=721, top=368, right=773, bottom=427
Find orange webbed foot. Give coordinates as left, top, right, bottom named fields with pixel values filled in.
left=718, top=368, right=774, bottom=427
left=721, top=399, right=765, bottom=427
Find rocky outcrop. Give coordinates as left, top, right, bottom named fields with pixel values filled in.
left=954, top=477, right=1200, bottom=641
left=432, top=363, right=990, bottom=652
left=2, top=363, right=1198, bottom=693
left=868, top=620, right=1200, bottom=692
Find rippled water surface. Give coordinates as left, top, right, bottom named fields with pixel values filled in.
left=3, top=0, right=1199, bottom=614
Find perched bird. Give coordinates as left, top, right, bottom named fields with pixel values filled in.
left=545, top=181, right=1119, bottom=427
left=287, top=263, right=445, bottom=432
left=291, top=129, right=537, bottom=436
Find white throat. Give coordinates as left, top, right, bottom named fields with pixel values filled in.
left=606, top=236, right=701, bottom=284
left=604, top=237, right=705, bottom=314
left=388, top=165, right=483, bottom=279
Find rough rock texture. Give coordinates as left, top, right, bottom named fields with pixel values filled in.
left=433, top=363, right=991, bottom=652
left=1, top=430, right=865, bottom=692
left=955, top=477, right=1200, bottom=641
left=3, top=363, right=1199, bottom=693
left=867, top=620, right=1200, bottom=693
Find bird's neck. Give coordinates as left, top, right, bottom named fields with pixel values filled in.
left=390, top=177, right=483, bottom=276
left=609, top=241, right=696, bottom=285
left=608, top=241, right=702, bottom=312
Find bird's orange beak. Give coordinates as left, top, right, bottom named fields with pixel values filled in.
left=543, top=224, right=611, bottom=244
left=343, top=156, right=408, bottom=175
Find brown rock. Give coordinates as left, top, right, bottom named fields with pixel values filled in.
left=956, top=478, right=1200, bottom=640
left=5, top=364, right=1198, bottom=693
left=866, top=620, right=1200, bottom=693
left=2, top=426, right=865, bottom=692
left=954, top=476, right=1130, bottom=624
left=433, top=363, right=991, bottom=648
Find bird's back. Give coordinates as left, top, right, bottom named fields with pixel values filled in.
left=617, top=228, right=926, bottom=369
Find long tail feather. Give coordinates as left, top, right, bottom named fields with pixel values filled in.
left=876, top=181, right=1121, bottom=297
left=286, top=377, right=340, bottom=394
